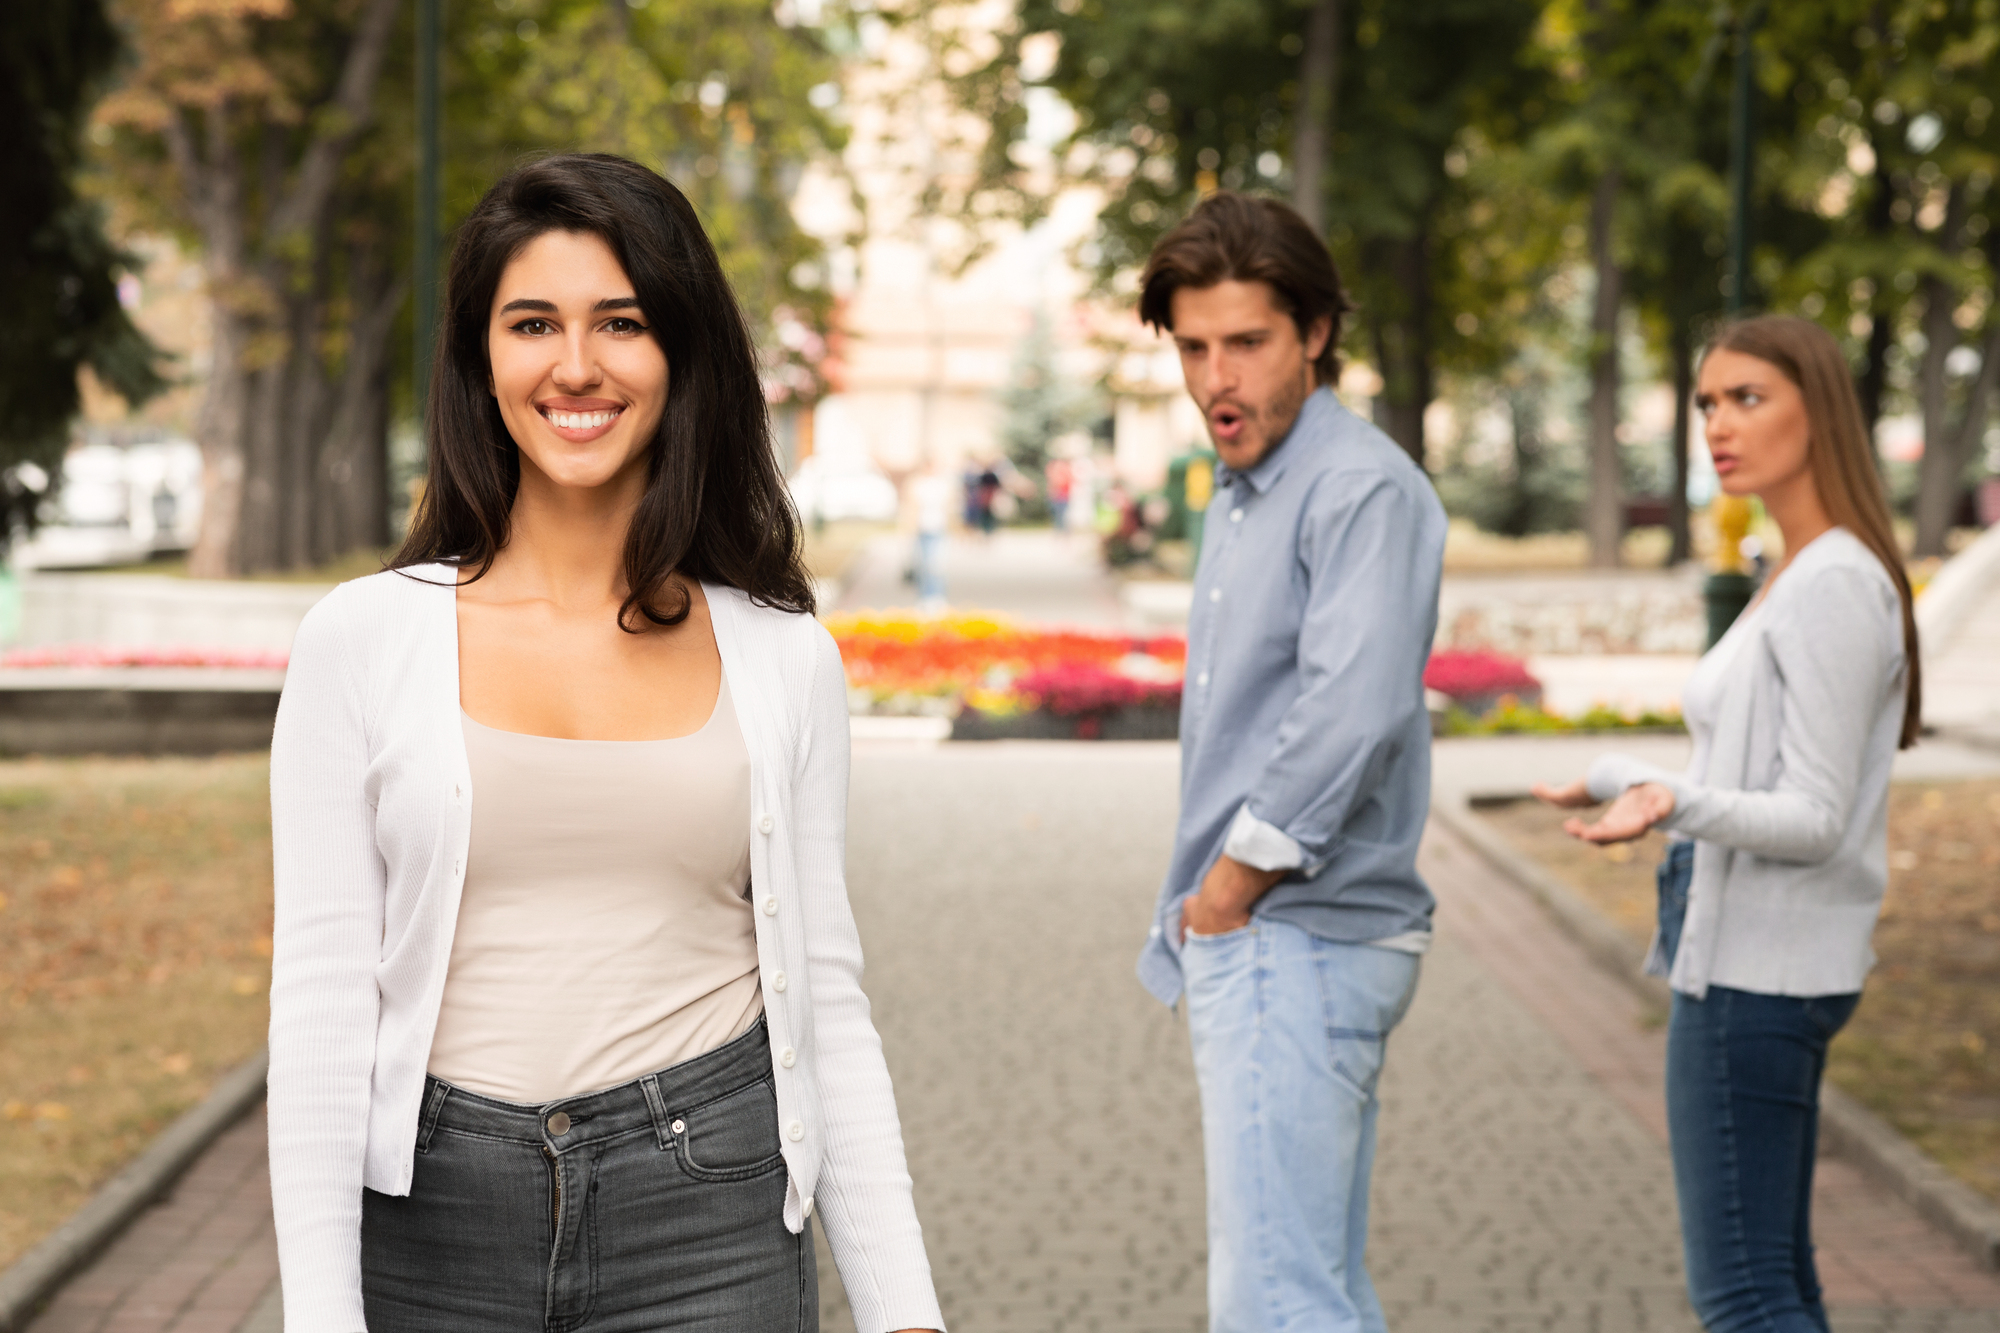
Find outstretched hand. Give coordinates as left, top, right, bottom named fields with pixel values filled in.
left=1532, top=778, right=1676, bottom=844
left=1551, top=781, right=1675, bottom=844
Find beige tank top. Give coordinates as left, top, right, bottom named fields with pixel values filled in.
left=427, top=675, right=762, bottom=1104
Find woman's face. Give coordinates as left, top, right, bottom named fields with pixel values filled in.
left=487, top=229, right=669, bottom=494
left=1694, top=348, right=1812, bottom=498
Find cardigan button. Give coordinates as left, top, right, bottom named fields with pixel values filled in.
left=779, top=1046, right=796, bottom=1068
left=772, top=971, right=787, bottom=992
left=758, top=814, right=774, bottom=835
left=786, top=1120, right=804, bottom=1142
left=762, top=897, right=779, bottom=917
left=802, top=1194, right=814, bottom=1218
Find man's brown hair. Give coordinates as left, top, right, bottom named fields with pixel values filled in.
left=1138, top=192, right=1353, bottom=387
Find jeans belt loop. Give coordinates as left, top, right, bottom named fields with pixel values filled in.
left=639, top=1073, right=674, bottom=1151
left=415, top=1080, right=450, bottom=1154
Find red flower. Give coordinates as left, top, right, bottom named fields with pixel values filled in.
left=1015, top=663, right=1182, bottom=716
left=1423, top=649, right=1540, bottom=700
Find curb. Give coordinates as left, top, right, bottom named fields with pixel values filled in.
left=1432, top=794, right=2000, bottom=1273
left=0, top=1048, right=269, bottom=1332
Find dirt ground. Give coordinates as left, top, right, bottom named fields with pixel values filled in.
left=0, top=754, right=273, bottom=1270
left=1480, top=778, right=2000, bottom=1203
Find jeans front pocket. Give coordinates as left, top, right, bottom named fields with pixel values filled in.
left=671, top=1077, right=787, bottom=1183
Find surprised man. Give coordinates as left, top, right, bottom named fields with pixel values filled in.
left=1135, top=192, right=1447, bottom=1333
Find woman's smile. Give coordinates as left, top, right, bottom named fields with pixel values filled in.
left=537, top=397, right=627, bottom=442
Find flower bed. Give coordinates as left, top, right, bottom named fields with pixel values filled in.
left=823, top=611, right=1185, bottom=720
left=1423, top=648, right=1542, bottom=714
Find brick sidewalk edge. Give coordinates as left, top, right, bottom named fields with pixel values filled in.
left=0, top=1048, right=270, bottom=1332
left=1431, top=795, right=2000, bottom=1273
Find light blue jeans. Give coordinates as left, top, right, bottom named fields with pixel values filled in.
left=1182, top=917, right=1421, bottom=1333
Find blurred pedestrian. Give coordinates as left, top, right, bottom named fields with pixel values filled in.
left=1046, top=456, right=1073, bottom=532
left=1535, top=315, right=1920, bottom=1333
left=267, top=154, right=942, bottom=1333
left=1134, top=193, right=1447, bottom=1333
left=910, top=459, right=952, bottom=612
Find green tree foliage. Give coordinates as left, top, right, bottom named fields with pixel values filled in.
left=1762, top=0, right=1999, bottom=556
left=997, top=308, right=1097, bottom=484
left=0, top=0, right=165, bottom=543
left=95, top=0, right=845, bottom=575
left=445, top=0, right=848, bottom=405
left=949, top=0, right=1546, bottom=467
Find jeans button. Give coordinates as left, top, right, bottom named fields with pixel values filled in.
left=546, top=1111, right=570, bottom=1136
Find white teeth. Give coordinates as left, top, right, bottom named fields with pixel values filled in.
left=546, top=409, right=619, bottom=430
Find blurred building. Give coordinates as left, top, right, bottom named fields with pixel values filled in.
left=792, top=11, right=1207, bottom=494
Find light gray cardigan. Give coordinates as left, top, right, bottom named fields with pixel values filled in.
left=1587, top=527, right=1908, bottom=999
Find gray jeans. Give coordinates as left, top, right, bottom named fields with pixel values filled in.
left=361, top=1019, right=817, bottom=1332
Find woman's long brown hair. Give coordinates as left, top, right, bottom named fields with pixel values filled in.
left=1705, top=315, right=1922, bottom=748
left=393, top=154, right=815, bottom=628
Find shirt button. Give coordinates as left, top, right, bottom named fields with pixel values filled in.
left=779, top=1046, right=796, bottom=1068
left=1231, top=508, right=1244, bottom=522
left=1209, top=588, right=1221, bottom=602
left=762, top=897, right=779, bottom=916
left=1197, top=672, right=1210, bottom=687
left=671, top=1118, right=685, bottom=1135
left=773, top=971, right=788, bottom=992
left=758, top=814, right=774, bottom=835
left=546, top=1112, right=571, bottom=1136
left=787, top=1120, right=804, bottom=1142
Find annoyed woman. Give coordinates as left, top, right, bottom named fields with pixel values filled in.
left=268, top=154, right=942, bottom=1333
left=1536, top=314, right=1919, bottom=1333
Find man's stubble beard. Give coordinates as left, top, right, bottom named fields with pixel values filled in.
left=1212, top=367, right=1313, bottom=468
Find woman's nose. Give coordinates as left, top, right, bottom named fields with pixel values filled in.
left=551, top=335, right=597, bottom=390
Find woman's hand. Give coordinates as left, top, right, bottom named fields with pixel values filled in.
left=1530, top=778, right=1596, bottom=809
left=1559, top=781, right=1675, bottom=844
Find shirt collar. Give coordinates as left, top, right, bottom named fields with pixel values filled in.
left=1215, top=387, right=1335, bottom=494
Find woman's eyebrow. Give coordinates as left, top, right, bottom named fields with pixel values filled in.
left=593, top=297, right=640, bottom=312
left=498, top=298, right=556, bottom=315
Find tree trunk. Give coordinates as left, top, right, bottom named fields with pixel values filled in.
left=1502, top=386, right=1542, bottom=537
left=176, top=0, right=403, bottom=577
left=1291, top=0, right=1341, bottom=234
left=1668, top=314, right=1693, bottom=565
left=1855, top=158, right=1897, bottom=441
left=1911, top=276, right=1959, bottom=557
left=1585, top=167, right=1623, bottom=568
left=1914, top=275, right=2000, bottom=558
left=188, top=309, right=249, bottom=578
left=315, top=261, right=404, bottom=558
left=1366, top=231, right=1431, bottom=468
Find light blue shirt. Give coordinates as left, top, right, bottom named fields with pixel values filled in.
left=1138, top=389, right=1448, bottom=1006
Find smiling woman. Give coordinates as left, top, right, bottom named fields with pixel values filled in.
left=265, top=155, right=943, bottom=1333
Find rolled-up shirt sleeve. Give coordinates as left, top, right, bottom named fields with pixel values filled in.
left=1241, top=475, right=1442, bottom=866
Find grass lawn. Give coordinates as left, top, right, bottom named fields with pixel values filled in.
left=0, top=754, right=273, bottom=1270
left=1479, top=779, right=2000, bottom=1203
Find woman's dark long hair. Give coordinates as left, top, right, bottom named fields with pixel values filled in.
left=393, top=153, right=815, bottom=626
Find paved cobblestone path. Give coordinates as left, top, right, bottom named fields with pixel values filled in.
left=27, top=742, right=2000, bottom=1332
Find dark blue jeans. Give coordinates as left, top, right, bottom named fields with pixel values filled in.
left=361, top=1020, right=816, bottom=1332
left=1658, top=847, right=1860, bottom=1332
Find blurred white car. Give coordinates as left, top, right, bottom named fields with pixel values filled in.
left=788, top=453, right=899, bottom=525
left=11, top=440, right=204, bottom=570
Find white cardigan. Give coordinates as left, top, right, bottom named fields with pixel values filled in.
left=1586, top=528, right=1907, bottom=999
left=268, top=565, right=942, bottom=1333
